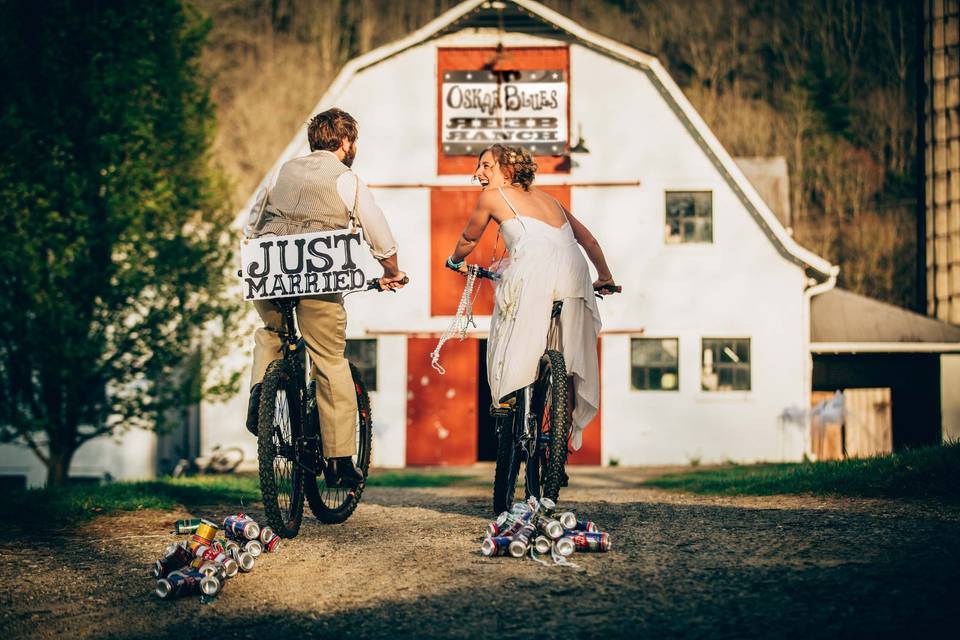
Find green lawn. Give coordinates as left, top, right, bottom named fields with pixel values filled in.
left=0, top=470, right=468, bottom=528
left=644, top=442, right=960, bottom=501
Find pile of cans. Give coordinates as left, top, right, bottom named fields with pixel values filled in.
left=481, top=497, right=610, bottom=564
left=153, top=513, right=281, bottom=600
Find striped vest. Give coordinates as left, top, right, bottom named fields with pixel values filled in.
left=256, top=151, right=355, bottom=238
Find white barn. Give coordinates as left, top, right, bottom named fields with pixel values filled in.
left=12, top=0, right=957, bottom=486
left=206, top=0, right=836, bottom=469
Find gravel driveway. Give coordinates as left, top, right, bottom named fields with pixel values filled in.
left=2, top=467, right=958, bottom=639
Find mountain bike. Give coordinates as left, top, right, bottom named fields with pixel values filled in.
left=255, top=278, right=405, bottom=538
left=466, top=265, right=619, bottom=515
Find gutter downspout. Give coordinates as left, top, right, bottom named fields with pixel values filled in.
left=801, top=267, right=839, bottom=460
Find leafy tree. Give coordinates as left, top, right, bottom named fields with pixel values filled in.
left=0, top=0, right=239, bottom=485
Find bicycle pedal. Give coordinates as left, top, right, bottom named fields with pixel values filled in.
left=489, top=399, right=516, bottom=418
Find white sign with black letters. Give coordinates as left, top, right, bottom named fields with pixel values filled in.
left=441, top=69, right=568, bottom=156
left=240, top=229, right=367, bottom=301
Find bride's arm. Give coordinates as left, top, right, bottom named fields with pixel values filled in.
left=565, top=209, right=616, bottom=288
left=449, top=190, right=498, bottom=265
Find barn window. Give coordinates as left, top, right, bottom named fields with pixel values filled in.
left=631, top=338, right=679, bottom=391
left=665, top=191, right=713, bottom=243
left=345, top=339, right=378, bottom=391
left=701, top=338, right=750, bottom=391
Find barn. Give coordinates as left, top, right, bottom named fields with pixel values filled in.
left=200, top=0, right=837, bottom=469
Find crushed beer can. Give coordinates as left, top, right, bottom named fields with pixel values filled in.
left=568, top=531, right=610, bottom=552
left=508, top=523, right=536, bottom=558
left=190, top=519, right=220, bottom=550
left=193, top=543, right=239, bottom=577
left=553, top=537, right=576, bottom=557
left=258, top=526, right=274, bottom=544
left=533, top=535, right=553, bottom=555
left=243, top=539, right=263, bottom=557
left=480, top=536, right=512, bottom=557
left=156, top=569, right=220, bottom=599
left=173, top=518, right=203, bottom=535
left=223, top=514, right=260, bottom=541
left=262, top=532, right=281, bottom=553
left=227, top=546, right=256, bottom=572
left=557, top=511, right=578, bottom=530
left=153, top=542, right=193, bottom=579
left=534, top=514, right=564, bottom=540
left=574, top=520, right=599, bottom=533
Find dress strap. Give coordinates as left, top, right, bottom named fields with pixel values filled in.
left=497, top=187, right=526, bottom=230
left=551, top=195, right=570, bottom=224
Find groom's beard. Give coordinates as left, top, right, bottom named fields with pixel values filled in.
left=343, top=144, right=356, bottom=167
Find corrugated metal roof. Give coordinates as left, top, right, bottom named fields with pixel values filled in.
left=811, top=288, right=960, bottom=344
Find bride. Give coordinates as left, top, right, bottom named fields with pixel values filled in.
left=445, top=144, right=617, bottom=451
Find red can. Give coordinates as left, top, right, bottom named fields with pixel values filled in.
left=153, top=542, right=193, bottom=578
left=568, top=531, right=610, bottom=552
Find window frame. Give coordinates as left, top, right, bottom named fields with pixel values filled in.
left=629, top=337, right=680, bottom=392
left=665, top=190, right=714, bottom=245
left=700, top=337, right=751, bottom=392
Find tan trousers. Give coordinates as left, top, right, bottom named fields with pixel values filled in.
left=251, top=295, right=358, bottom=457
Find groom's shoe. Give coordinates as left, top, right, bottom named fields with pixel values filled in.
left=245, top=384, right=262, bottom=437
left=323, top=457, right=365, bottom=488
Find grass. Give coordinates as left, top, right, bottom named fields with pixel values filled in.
left=644, top=442, right=960, bottom=502
left=0, top=469, right=468, bottom=528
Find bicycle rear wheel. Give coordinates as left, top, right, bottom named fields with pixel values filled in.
left=492, top=392, right=532, bottom=515
left=533, top=350, right=570, bottom=504
left=305, top=363, right=372, bottom=524
left=257, top=359, right=305, bottom=538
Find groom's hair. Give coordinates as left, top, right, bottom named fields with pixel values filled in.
left=307, top=108, right=358, bottom=152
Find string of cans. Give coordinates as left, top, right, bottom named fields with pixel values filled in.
left=481, top=497, right=610, bottom=566
left=153, top=513, right=281, bottom=600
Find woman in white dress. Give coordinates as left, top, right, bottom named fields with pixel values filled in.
left=445, top=144, right=617, bottom=451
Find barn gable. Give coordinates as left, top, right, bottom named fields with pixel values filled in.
left=240, top=0, right=836, bottom=282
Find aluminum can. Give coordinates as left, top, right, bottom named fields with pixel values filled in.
left=534, top=514, right=564, bottom=540
left=486, top=512, right=518, bottom=538
left=262, top=532, right=281, bottom=553
left=480, top=536, right=512, bottom=557
left=508, top=523, right=536, bottom=558
left=153, top=542, right=193, bottom=578
left=223, top=515, right=261, bottom=541
left=190, top=559, right=221, bottom=579
left=228, top=546, right=256, bottom=572
left=173, top=518, right=203, bottom=534
left=553, top=537, right=575, bottom=557
left=557, top=511, right=578, bottom=530
left=190, top=519, right=220, bottom=549
left=510, top=502, right=530, bottom=516
left=156, top=569, right=220, bottom=598
left=568, top=531, right=610, bottom=552
left=258, top=526, right=273, bottom=544
left=533, top=535, right=553, bottom=554
left=243, top=539, right=263, bottom=557
left=575, top=520, right=599, bottom=533
left=193, top=543, right=239, bottom=577
left=539, top=497, right=556, bottom=513
left=499, top=508, right=534, bottom=538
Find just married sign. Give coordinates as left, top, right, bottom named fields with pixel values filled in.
left=239, top=229, right=368, bottom=301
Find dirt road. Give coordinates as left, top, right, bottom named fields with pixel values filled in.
left=2, top=467, right=958, bottom=639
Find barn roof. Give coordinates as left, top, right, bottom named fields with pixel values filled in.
left=240, top=0, right=837, bottom=282
left=811, top=288, right=960, bottom=353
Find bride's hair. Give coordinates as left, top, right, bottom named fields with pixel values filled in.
left=478, top=144, right=538, bottom=191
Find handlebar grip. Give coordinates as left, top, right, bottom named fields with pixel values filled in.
left=597, top=284, right=622, bottom=294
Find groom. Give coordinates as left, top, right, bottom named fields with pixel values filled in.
left=245, top=107, right=406, bottom=487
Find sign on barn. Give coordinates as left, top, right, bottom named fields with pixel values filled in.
left=441, top=69, right=567, bottom=155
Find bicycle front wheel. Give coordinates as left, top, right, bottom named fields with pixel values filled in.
left=305, top=363, right=372, bottom=524
left=257, top=359, right=305, bottom=538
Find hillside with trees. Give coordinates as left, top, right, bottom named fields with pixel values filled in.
left=197, top=0, right=920, bottom=308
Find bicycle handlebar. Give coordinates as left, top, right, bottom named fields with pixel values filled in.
left=366, top=276, right=410, bottom=292
left=452, top=263, right=621, bottom=297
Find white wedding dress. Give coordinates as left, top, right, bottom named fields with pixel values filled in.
left=486, top=187, right=602, bottom=450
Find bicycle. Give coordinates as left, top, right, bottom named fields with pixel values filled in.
left=255, top=277, right=405, bottom=538
left=465, top=265, right=619, bottom=514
